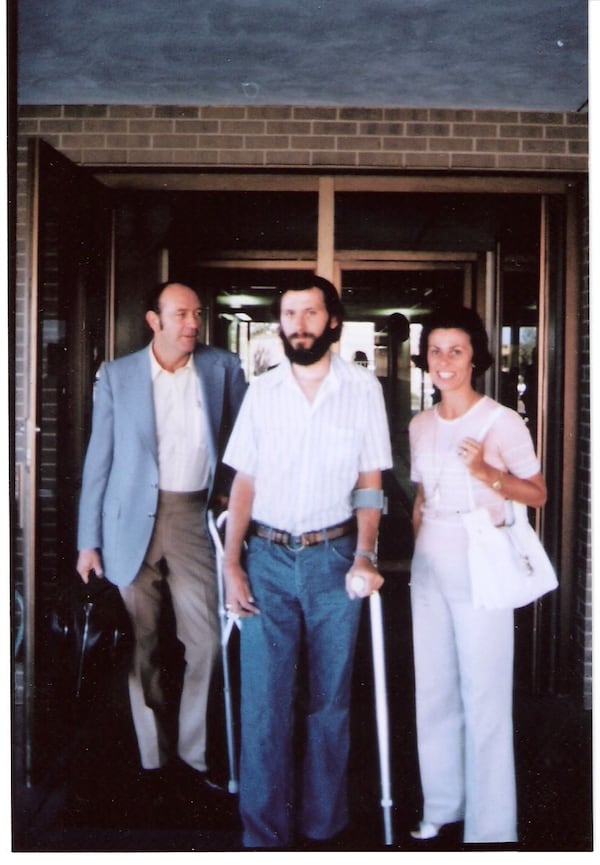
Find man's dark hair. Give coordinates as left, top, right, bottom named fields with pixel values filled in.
left=148, top=281, right=171, bottom=314
left=415, top=305, right=493, bottom=377
left=271, top=274, right=345, bottom=342
left=148, top=280, right=200, bottom=314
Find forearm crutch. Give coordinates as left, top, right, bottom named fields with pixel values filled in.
left=369, top=590, right=394, bottom=845
left=208, top=509, right=240, bottom=794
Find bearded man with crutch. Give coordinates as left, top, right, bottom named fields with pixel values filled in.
left=221, top=274, right=393, bottom=850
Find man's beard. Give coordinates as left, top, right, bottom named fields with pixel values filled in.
left=280, top=325, right=336, bottom=366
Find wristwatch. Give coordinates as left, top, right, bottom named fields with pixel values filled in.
left=491, top=473, right=504, bottom=491
left=354, top=549, right=378, bottom=565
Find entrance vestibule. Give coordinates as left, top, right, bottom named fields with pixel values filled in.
left=22, top=142, right=576, bottom=782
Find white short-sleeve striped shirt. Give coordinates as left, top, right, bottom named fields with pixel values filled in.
left=223, top=353, right=393, bottom=533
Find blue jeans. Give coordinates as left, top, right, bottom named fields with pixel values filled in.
left=239, top=532, right=362, bottom=848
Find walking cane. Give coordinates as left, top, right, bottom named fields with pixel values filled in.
left=208, top=509, right=240, bottom=794
left=369, top=590, right=394, bottom=845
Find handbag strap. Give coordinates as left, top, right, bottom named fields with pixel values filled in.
left=475, top=403, right=505, bottom=443
left=465, top=404, right=506, bottom=512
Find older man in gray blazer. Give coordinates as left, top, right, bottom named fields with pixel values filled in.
left=76, top=282, right=246, bottom=789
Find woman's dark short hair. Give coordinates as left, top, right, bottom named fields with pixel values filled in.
left=415, top=305, right=493, bottom=377
left=271, top=274, right=345, bottom=342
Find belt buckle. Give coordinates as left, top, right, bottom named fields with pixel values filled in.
left=287, top=532, right=307, bottom=552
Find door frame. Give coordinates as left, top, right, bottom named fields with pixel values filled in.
left=21, top=140, right=114, bottom=780
left=92, top=171, right=584, bottom=681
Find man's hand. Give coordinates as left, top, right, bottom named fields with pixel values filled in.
left=345, top=557, right=384, bottom=599
left=76, top=548, right=104, bottom=584
left=210, top=493, right=229, bottom=517
left=222, top=560, right=260, bottom=617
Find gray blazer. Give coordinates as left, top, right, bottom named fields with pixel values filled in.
left=77, top=343, right=247, bottom=587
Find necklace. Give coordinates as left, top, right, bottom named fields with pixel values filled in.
left=430, top=406, right=469, bottom=509
left=429, top=396, right=485, bottom=508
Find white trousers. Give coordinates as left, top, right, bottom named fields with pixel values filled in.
left=410, top=520, right=517, bottom=843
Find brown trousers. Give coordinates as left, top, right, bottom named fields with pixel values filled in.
left=119, top=491, right=219, bottom=771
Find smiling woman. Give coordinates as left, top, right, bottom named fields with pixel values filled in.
left=426, top=329, right=477, bottom=395
left=408, top=304, right=547, bottom=844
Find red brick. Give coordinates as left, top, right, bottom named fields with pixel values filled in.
left=522, top=139, right=567, bottom=154
left=358, top=152, right=403, bottom=167
left=247, top=106, right=292, bottom=120
left=338, top=136, right=381, bottom=150
left=266, top=150, right=311, bottom=165
left=218, top=149, right=265, bottom=165
left=429, top=138, right=473, bottom=152
left=406, top=122, right=451, bottom=136
left=431, top=109, right=474, bottom=122
left=339, top=108, right=383, bottom=120
left=155, top=106, right=200, bottom=118
left=294, top=107, right=337, bottom=119
left=404, top=152, right=450, bottom=168
left=174, top=120, right=220, bottom=133
left=221, top=120, right=265, bottom=134
left=311, top=151, right=357, bottom=166
left=291, top=136, right=335, bottom=150
left=451, top=153, right=498, bottom=169
left=313, top=121, right=358, bottom=135
left=476, top=138, right=519, bottom=153
left=266, top=121, right=311, bottom=134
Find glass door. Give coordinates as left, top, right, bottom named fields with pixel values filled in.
left=338, top=264, right=472, bottom=568
left=191, top=260, right=473, bottom=570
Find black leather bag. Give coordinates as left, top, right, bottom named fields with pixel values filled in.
left=49, top=573, right=133, bottom=702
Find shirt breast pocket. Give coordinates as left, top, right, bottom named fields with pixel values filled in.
left=258, top=422, right=296, bottom=473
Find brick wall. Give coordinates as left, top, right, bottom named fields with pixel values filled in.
left=17, top=105, right=588, bottom=171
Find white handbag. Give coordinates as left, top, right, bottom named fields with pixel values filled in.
left=461, top=407, right=558, bottom=611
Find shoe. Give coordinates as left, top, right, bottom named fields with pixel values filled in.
left=169, top=757, right=227, bottom=792
left=410, top=820, right=441, bottom=840
left=169, top=759, right=238, bottom=829
left=198, top=772, right=227, bottom=794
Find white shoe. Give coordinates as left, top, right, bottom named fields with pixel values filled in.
left=410, top=821, right=441, bottom=840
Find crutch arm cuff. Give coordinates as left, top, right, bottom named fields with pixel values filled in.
left=351, top=487, right=385, bottom=510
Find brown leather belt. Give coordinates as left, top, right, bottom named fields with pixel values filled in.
left=251, top=517, right=356, bottom=549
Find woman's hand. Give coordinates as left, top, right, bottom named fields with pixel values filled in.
left=457, top=436, right=485, bottom=475
left=457, top=436, right=547, bottom=508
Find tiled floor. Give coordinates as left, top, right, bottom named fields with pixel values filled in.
left=12, top=574, right=593, bottom=852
